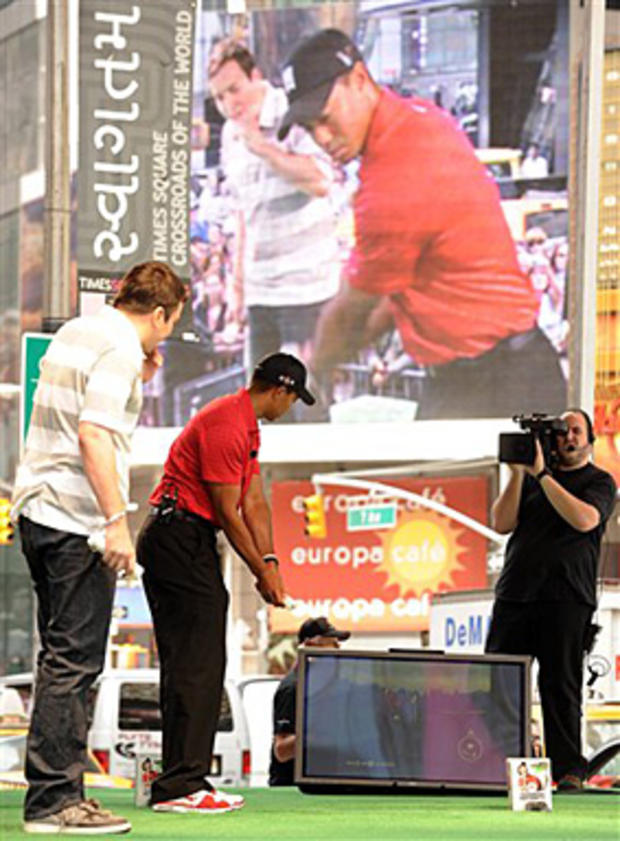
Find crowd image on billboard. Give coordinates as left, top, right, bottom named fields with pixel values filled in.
left=141, top=2, right=569, bottom=427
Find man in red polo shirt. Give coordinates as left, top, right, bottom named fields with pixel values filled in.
left=278, top=29, right=566, bottom=419
left=136, top=352, right=314, bottom=814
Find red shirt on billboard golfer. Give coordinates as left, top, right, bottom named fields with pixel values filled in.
left=137, top=352, right=315, bottom=814
left=278, top=29, right=566, bottom=419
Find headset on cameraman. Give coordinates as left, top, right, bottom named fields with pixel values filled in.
left=566, top=407, right=595, bottom=447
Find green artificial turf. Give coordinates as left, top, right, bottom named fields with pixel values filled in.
left=0, top=787, right=617, bottom=841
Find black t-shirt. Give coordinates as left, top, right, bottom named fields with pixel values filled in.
left=268, top=668, right=297, bottom=786
left=495, top=463, right=616, bottom=606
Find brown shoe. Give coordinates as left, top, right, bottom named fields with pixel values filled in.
left=556, top=774, right=584, bottom=792
left=23, top=798, right=131, bottom=834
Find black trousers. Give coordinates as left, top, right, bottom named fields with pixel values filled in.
left=18, top=517, right=115, bottom=820
left=136, top=513, right=229, bottom=803
left=485, top=599, right=592, bottom=781
left=417, top=326, right=565, bottom=419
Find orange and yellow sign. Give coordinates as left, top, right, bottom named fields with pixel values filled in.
left=594, top=399, right=620, bottom=486
left=270, top=476, right=489, bottom=633
left=593, top=50, right=620, bottom=485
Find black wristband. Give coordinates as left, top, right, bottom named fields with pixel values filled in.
left=535, top=467, right=551, bottom=481
left=263, top=554, right=279, bottom=567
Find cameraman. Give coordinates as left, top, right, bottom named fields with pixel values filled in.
left=486, top=409, right=616, bottom=790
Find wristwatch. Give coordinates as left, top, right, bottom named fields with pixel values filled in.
left=535, top=467, right=551, bottom=482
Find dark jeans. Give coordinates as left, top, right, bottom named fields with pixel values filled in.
left=18, top=516, right=116, bottom=820
left=485, top=599, right=592, bottom=781
left=136, top=512, right=229, bottom=803
left=247, top=301, right=329, bottom=423
left=417, top=327, right=566, bottom=419
left=247, top=300, right=325, bottom=369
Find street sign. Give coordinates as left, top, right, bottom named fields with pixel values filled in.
left=20, top=333, right=52, bottom=446
left=347, top=503, right=397, bottom=532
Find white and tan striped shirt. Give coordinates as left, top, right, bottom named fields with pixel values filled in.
left=11, top=306, right=144, bottom=535
left=221, top=82, right=341, bottom=308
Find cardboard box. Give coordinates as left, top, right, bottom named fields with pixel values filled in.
left=134, top=753, right=162, bottom=807
left=506, top=757, right=552, bottom=811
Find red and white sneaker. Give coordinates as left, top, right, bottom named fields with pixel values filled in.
left=152, top=789, right=245, bottom=814
left=211, top=789, right=245, bottom=809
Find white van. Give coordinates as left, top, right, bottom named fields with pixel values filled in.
left=236, top=675, right=280, bottom=787
left=87, top=669, right=251, bottom=786
left=0, top=669, right=284, bottom=787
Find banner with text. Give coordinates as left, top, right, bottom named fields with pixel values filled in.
left=270, top=476, right=489, bottom=634
left=78, top=0, right=194, bottom=318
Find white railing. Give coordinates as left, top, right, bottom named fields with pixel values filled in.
left=311, top=472, right=506, bottom=546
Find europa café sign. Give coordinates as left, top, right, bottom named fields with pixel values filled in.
left=271, top=476, right=489, bottom=633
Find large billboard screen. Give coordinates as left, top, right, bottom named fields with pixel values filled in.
left=143, top=0, right=570, bottom=429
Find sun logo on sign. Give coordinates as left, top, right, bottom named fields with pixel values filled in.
left=375, top=509, right=466, bottom=598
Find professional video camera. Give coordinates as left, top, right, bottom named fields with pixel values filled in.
left=498, top=413, right=568, bottom=468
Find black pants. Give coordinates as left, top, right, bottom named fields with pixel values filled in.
left=18, top=517, right=116, bottom=820
left=417, top=326, right=565, bottom=419
left=247, top=301, right=328, bottom=423
left=485, top=599, right=592, bottom=781
left=136, top=513, right=229, bottom=803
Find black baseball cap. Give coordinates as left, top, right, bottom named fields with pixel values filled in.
left=278, top=29, right=362, bottom=141
left=298, top=616, right=351, bottom=643
left=253, top=352, right=315, bottom=406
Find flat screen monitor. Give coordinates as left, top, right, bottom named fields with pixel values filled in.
left=295, top=649, right=531, bottom=792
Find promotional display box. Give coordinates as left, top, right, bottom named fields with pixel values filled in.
left=506, top=757, right=552, bottom=811
left=134, top=753, right=163, bottom=808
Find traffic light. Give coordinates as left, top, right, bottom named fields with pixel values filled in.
left=0, top=497, right=14, bottom=546
left=302, top=494, right=326, bottom=539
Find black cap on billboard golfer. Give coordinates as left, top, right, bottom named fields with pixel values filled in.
left=278, top=29, right=362, bottom=141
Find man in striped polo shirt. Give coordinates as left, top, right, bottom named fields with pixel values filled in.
left=208, top=40, right=341, bottom=419
left=11, top=261, right=187, bottom=835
